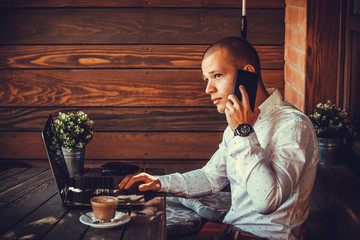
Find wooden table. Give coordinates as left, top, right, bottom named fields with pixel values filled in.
left=0, top=167, right=166, bottom=240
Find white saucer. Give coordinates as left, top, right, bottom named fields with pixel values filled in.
left=79, top=211, right=131, bottom=229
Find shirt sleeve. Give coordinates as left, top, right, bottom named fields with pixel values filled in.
left=228, top=115, right=315, bottom=214
left=157, top=170, right=211, bottom=198
left=157, top=130, right=230, bottom=198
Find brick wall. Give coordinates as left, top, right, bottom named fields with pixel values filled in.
left=284, top=0, right=307, bottom=111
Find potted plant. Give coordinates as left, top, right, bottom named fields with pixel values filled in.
left=309, top=100, right=355, bottom=164
left=54, top=111, right=94, bottom=177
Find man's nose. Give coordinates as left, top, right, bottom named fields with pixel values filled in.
left=205, top=81, right=216, bottom=95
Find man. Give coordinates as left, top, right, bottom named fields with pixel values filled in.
left=119, top=37, right=319, bottom=240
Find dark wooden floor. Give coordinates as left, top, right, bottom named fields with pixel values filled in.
left=305, top=155, right=360, bottom=240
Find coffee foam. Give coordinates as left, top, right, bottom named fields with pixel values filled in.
left=96, top=197, right=116, bottom=203
left=91, top=196, right=118, bottom=206
left=92, top=196, right=116, bottom=201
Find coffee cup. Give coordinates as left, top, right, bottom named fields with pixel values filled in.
left=90, top=196, right=118, bottom=221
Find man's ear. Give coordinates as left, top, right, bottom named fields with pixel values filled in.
left=243, top=64, right=255, bottom=73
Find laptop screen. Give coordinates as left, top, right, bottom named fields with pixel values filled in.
left=41, top=114, right=71, bottom=203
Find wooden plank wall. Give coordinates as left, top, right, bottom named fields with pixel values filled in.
left=0, top=0, right=285, bottom=174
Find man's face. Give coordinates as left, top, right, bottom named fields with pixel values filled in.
left=201, top=47, right=236, bottom=114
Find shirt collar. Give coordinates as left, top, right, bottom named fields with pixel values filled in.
left=257, top=88, right=283, bottom=121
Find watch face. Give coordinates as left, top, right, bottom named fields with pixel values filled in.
left=240, top=124, right=251, bottom=135
left=235, top=123, right=253, bottom=137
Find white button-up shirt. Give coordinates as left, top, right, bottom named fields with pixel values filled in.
left=158, top=89, right=319, bottom=240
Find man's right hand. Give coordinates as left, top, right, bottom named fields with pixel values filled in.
left=118, top=172, right=161, bottom=192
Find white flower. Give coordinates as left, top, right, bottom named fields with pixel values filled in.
left=309, top=100, right=354, bottom=138
left=54, top=111, right=94, bottom=150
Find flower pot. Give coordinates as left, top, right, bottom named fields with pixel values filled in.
left=317, top=137, right=343, bottom=165
left=62, top=147, right=85, bottom=178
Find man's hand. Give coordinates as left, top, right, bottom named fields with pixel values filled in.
left=118, top=172, right=161, bottom=192
left=225, top=85, right=260, bottom=132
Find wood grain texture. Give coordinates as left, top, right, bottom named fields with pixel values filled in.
left=0, top=179, right=57, bottom=236
left=0, top=167, right=29, bottom=180
left=0, top=45, right=284, bottom=70
left=0, top=0, right=285, bottom=8
left=0, top=194, right=68, bottom=240
left=0, top=69, right=208, bottom=107
left=41, top=209, right=90, bottom=240
left=0, top=170, right=53, bottom=208
left=0, top=132, right=222, bottom=160
left=0, top=8, right=284, bottom=45
left=0, top=107, right=226, bottom=132
left=306, top=0, right=341, bottom=113
left=0, top=167, right=46, bottom=193
left=0, top=69, right=283, bottom=107
left=83, top=218, right=126, bottom=239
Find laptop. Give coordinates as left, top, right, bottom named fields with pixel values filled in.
left=41, top=114, right=145, bottom=209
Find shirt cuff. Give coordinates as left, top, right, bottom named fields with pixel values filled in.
left=229, top=132, right=257, bottom=152
left=157, top=175, right=171, bottom=192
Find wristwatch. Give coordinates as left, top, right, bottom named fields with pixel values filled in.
left=234, top=123, right=254, bottom=137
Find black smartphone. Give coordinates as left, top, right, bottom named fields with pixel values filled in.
left=233, top=69, right=259, bottom=112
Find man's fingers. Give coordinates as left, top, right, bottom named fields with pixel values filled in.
left=119, top=173, right=145, bottom=189
left=122, top=173, right=148, bottom=190
left=228, top=94, right=240, bottom=109
left=119, top=172, right=161, bottom=191
left=118, top=174, right=135, bottom=189
left=225, top=101, right=232, bottom=111
left=239, top=85, right=250, bottom=110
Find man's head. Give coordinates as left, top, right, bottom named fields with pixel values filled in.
left=203, top=37, right=261, bottom=74
left=201, top=37, right=262, bottom=113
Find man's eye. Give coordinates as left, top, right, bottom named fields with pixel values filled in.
left=215, top=74, right=222, bottom=79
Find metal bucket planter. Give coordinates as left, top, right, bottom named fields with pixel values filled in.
left=318, top=137, right=343, bottom=165
left=62, top=147, right=85, bottom=178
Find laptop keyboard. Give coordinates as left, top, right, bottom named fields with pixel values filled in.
left=83, top=177, right=114, bottom=203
